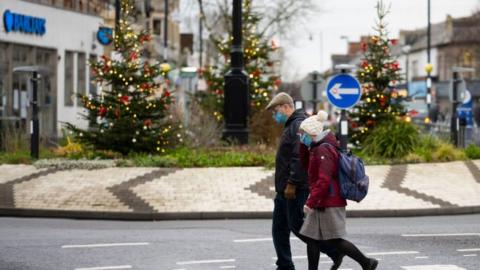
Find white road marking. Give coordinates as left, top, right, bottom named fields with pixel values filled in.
left=457, top=248, right=480, bottom=252
left=234, top=237, right=299, bottom=243
left=401, top=265, right=466, bottom=270
left=176, top=259, right=236, bottom=265
left=62, top=242, right=149, bottom=249
left=402, top=233, right=480, bottom=237
left=415, top=256, right=429, bottom=259
left=75, top=265, right=132, bottom=270
left=463, top=254, right=477, bottom=257
left=219, top=266, right=236, bottom=269
left=367, top=251, right=419, bottom=256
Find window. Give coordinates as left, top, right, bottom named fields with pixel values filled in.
left=153, top=19, right=162, bottom=36
left=412, top=60, right=419, bottom=78
left=64, top=51, right=74, bottom=106
left=89, top=54, right=97, bottom=95
left=63, top=0, right=74, bottom=9
left=77, top=53, right=86, bottom=106
left=0, top=43, right=6, bottom=109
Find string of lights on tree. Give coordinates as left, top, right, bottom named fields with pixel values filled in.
left=197, top=0, right=281, bottom=122
left=350, top=1, right=407, bottom=145
left=66, top=0, right=182, bottom=155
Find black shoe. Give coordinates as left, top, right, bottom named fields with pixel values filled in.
left=330, top=254, right=344, bottom=270
left=364, top=258, right=378, bottom=270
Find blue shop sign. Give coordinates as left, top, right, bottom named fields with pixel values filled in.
left=3, top=10, right=46, bottom=36
left=97, top=27, right=113, bottom=45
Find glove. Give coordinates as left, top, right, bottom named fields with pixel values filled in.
left=303, top=205, right=313, bottom=215
left=284, top=183, right=296, bottom=200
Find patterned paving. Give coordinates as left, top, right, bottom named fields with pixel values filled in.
left=0, top=161, right=479, bottom=214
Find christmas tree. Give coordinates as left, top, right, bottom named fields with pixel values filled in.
left=66, top=0, right=181, bottom=155
left=197, top=0, right=281, bottom=123
left=350, top=1, right=406, bottom=145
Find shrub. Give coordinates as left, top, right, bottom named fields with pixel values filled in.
left=361, top=120, right=419, bottom=159
left=411, top=135, right=442, bottom=162
left=432, top=142, right=467, bottom=162
left=464, top=144, right=480, bottom=160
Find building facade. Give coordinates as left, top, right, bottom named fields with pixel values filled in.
left=0, top=0, right=108, bottom=142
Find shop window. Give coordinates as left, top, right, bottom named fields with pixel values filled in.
left=0, top=43, right=6, bottom=109
left=412, top=60, right=419, bottom=78
left=89, top=54, right=98, bottom=95
left=153, top=19, right=162, bottom=36
left=13, top=45, right=29, bottom=64
left=63, top=0, right=74, bottom=9
left=64, top=51, right=74, bottom=106
left=77, top=53, right=86, bottom=106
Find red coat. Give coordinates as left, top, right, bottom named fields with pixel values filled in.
left=301, top=132, right=347, bottom=209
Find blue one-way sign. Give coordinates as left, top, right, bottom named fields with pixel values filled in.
left=326, top=74, right=362, bottom=109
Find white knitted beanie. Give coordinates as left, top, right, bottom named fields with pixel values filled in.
left=299, top=110, right=329, bottom=136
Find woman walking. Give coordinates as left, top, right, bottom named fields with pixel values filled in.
left=298, top=110, right=378, bottom=270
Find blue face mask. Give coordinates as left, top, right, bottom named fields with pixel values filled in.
left=300, top=133, right=313, bottom=147
left=273, top=111, right=288, bottom=124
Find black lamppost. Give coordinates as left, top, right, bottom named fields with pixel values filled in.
left=164, top=0, right=169, bottom=62
left=223, top=0, right=249, bottom=144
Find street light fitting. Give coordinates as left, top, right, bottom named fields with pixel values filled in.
left=13, top=66, right=51, bottom=76
left=452, top=66, right=475, bottom=73
left=401, top=45, right=412, bottom=54
left=424, top=63, right=433, bottom=74
left=335, top=64, right=355, bottom=71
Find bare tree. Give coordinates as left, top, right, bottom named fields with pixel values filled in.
left=197, top=0, right=320, bottom=44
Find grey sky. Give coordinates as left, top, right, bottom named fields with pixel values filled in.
left=280, top=0, right=479, bottom=81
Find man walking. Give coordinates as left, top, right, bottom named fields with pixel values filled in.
left=266, top=93, right=343, bottom=270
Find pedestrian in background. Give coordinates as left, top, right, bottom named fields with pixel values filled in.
left=298, top=110, right=379, bottom=270
left=266, top=93, right=343, bottom=270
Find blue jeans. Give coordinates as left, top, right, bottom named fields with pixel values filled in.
left=272, top=189, right=339, bottom=270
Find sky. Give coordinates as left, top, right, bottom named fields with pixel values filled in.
left=280, top=0, right=480, bottom=81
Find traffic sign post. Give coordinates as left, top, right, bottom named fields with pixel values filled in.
left=450, top=67, right=475, bottom=147
left=326, top=67, right=362, bottom=150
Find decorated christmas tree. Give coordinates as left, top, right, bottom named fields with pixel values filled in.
left=66, top=0, right=181, bottom=155
left=197, top=0, right=281, bottom=123
left=350, top=1, right=407, bottom=145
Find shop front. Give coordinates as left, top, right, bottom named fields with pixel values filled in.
left=0, top=0, right=104, bottom=143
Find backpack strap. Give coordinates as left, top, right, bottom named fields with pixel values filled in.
left=318, top=142, right=338, bottom=197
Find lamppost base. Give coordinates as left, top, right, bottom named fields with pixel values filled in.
left=222, top=128, right=249, bottom=145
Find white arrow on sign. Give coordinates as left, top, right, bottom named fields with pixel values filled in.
left=329, top=83, right=360, bottom=99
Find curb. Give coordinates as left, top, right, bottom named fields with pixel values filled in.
left=1, top=206, right=480, bottom=220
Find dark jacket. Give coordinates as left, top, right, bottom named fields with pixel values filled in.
left=274, top=109, right=309, bottom=193
left=305, top=132, right=347, bottom=209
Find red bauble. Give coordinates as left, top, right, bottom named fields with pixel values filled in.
left=391, top=62, right=400, bottom=70
left=101, top=55, right=110, bottom=62
left=98, top=106, right=107, bottom=118
left=361, top=42, right=368, bottom=52
left=361, top=61, right=369, bottom=68
left=163, top=90, right=171, bottom=97
left=252, top=69, right=261, bottom=77
left=390, top=39, right=398, bottom=46
left=120, top=95, right=130, bottom=105
left=143, top=119, right=152, bottom=127
left=139, top=34, right=152, bottom=44
left=114, top=108, right=120, bottom=118
left=130, top=52, right=138, bottom=61
left=274, top=79, right=282, bottom=87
